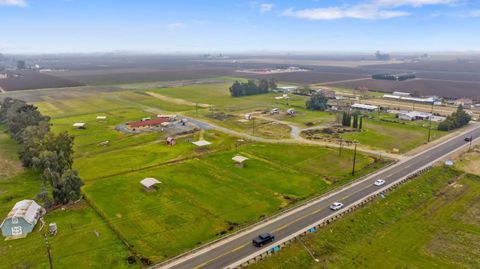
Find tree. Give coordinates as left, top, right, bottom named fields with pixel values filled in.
left=438, top=106, right=471, bottom=131
left=268, top=78, right=277, bottom=90
left=6, top=103, right=50, bottom=142
left=352, top=114, right=358, bottom=129
left=52, top=169, right=84, bottom=205
left=17, top=60, right=26, bottom=70
left=258, top=79, right=269, bottom=93
left=359, top=116, right=363, bottom=129
left=18, top=121, right=50, bottom=167
left=36, top=183, right=52, bottom=209
left=306, top=92, right=328, bottom=111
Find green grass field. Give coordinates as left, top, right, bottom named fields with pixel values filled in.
left=250, top=167, right=480, bottom=269
left=82, top=143, right=386, bottom=262
left=0, top=125, right=135, bottom=269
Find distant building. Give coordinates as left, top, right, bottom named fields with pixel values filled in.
left=1, top=200, right=44, bottom=239
left=392, top=91, right=411, bottom=96
left=73, top=122, right=86, bottom=129
left=313, top=88, right=336, bottom=99
left=276, top=86, right=298, bottom=93
left=398, top=111, right=432, bottom=121
left=454, top=98, right=473, bottom=107
left=351, top=103, right=378, bottom=111
left=383, top=94, right=436, bottom=104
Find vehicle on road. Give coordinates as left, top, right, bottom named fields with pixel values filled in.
left=252, top=233, right=275, bottom=247
left=329, top=202, right=344, bottom=211
left=374, top=179, right=386, bottom=186
left=464, top=136, right=473, bottom=142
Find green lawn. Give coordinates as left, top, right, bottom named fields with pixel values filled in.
left=341, top=118, right=446, bottom=153
left=0, top=126, right=135, bottom=269
left=82, top=143, right=387, bottom=263
left=250, top=167, right=480, bottom=269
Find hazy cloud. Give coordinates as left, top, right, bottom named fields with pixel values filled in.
left=373, top=0, right=457, bottom=8
left=283, top=0, right=456, bottom=20
left=283, top=4, right=408, bottom=20
left=0, top=0, right=26, bottom=7
left=471, top=10, right=480, bottom=17
left=165, top=22, right=187, bottom=32
left=250, top=2, right=274, bottom=13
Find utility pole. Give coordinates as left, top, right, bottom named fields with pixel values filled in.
left=44, top=233, right=53, bottom=269
left=351, top=142, right=358, bottom=176
left=252, top=117, right=255, bottom=136
left=339, top=139, right=343, bottom=157
left=298, top=237, right=319, bottom=263
left=469, top=137, right=473, bottom=151
left=427, top=101, right=434, bottom=142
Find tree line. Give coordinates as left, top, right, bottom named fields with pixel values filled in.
left=437, top=106, right=471, bottom=131
left=229, top=79, right=277, bottom=97
left=0, top=97, right=83, bottom=207
left=341, top=111, right=363, bottom=129
left=306, top=92, right=329, bottom=111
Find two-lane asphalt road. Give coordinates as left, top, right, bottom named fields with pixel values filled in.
left=159, top=124, right=480, bottom=269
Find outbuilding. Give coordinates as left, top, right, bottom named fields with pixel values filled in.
left=351, top=103, right=378, bottom=111
left=232, top=155, right=249, bottom=168
left=96, top=116, right=107, bottom=121
left=192, top=140, right=212, bottom=147
left=1, top=200, right=45, bottom=239
left=73, top=122, right=86, bottom=129
left=140, top=178, right=162, bottom=191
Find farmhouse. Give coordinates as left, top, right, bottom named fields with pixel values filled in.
left=398, top=111, right=432, bottom=121
left=1, top=200, right=44, bottom=239
left=127, top=117, right=170, bottom=130
left=140, top=177, right=162, bottom=191
left=351, top=103, right=378, bottom=111
left=454, top=98, right=473, bottom=108
left=313, top=88, right=336, bottom=99
left=73, top=122, right=86, bottom=129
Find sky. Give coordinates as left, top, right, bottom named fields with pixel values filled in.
left=1, top=0, right=480, bottom=54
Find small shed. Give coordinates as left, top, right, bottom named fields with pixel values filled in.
left=73, top=122, right=86, bottom=129
left=140, top=178, right=162, bottom=191
left=192, top=140, right=212, bottom=147
left=232, top=155, right=249, bottom=168
left=1, top=200, right=45, bottom=239
left=286, top=108, right=295, bottom=115
left=96, top=116, right=107, bottom=121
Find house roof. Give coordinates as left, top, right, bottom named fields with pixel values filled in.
left=96, top=116, right=107, bottom=119
left=232, top=155, right=249, bottom=163
left=192, top=140, right=212, bottom=147
left=73, top=122, right=85, bottom=127
left=127, top=118, right=170, bottom=128
left=352, top=103, right=378, bottom=110
left=140, top=178, right=162, bottom=188
left=1, top=200, right=43, bottom=227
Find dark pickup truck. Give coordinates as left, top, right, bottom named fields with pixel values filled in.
left=252, top=233, right=275, bottom=247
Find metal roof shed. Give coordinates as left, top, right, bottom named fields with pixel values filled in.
left=140, top=178, right=162, bottom=190
left=192, top=140, right=212, bottom=147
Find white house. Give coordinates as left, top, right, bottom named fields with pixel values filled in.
left=398, top=111, right=432, bottom=121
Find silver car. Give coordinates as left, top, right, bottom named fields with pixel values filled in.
left=330, top=202, right=344, bottom=211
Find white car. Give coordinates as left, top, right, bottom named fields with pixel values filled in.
left=374, top=179, right=386, bottom=186
left=330, top=202, right=344, bottom=211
